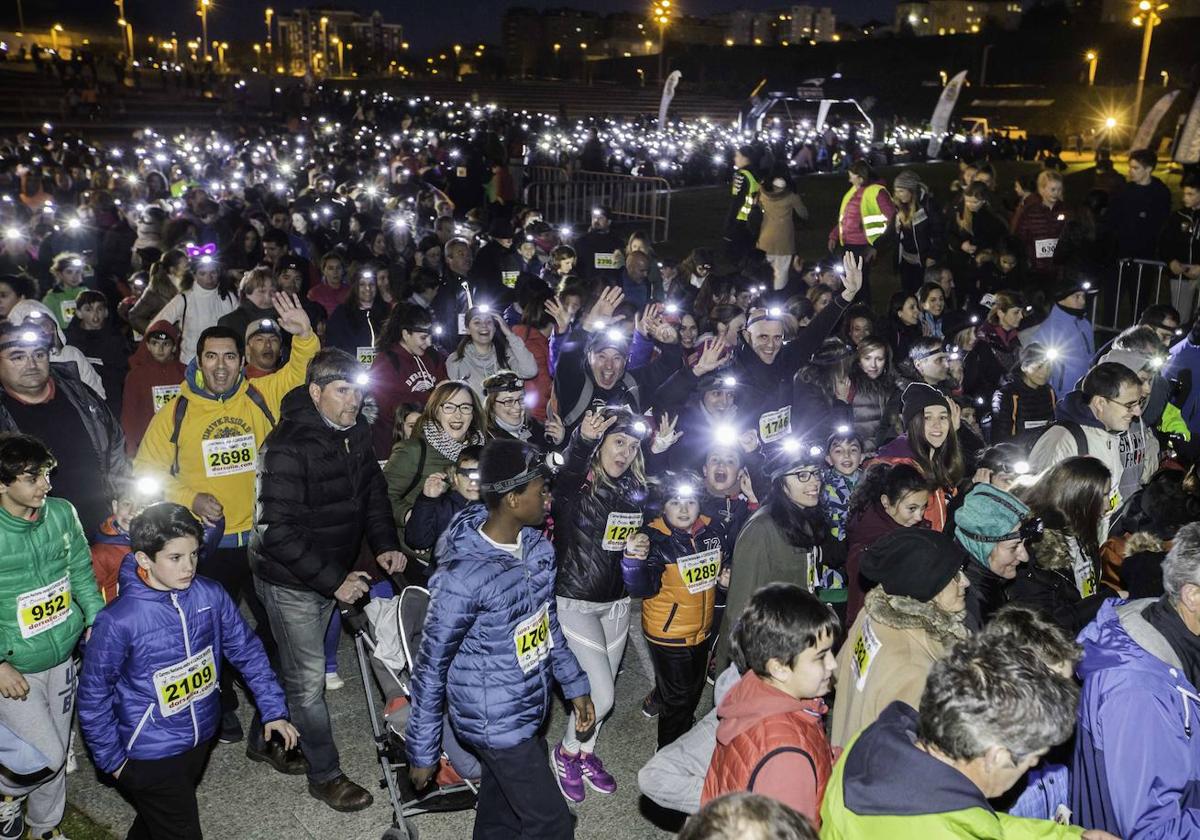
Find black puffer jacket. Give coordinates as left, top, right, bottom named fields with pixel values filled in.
left=847, top=375, right=891, bottom=454
left=249, top=386, right=400, bottom=598
left=553, top=431, right=646, bottom=603
left=989, top=373, right=1056, bottom=444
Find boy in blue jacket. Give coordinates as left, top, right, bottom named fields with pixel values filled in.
left=78, top=503, right=297, bottom=839
left=406, top=439, right=594, bottom=840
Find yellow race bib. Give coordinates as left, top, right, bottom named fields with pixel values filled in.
left=152, top=646, right=218, bottom=717
left=602, top=512, right=643, bottom=552
left=17, top=577, right=72, bottom=639
left=513, top=605, right=552, bottom=674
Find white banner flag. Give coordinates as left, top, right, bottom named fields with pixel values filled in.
left=1176, top=91, right=1200, bottom=165
left=926, top=70, right=968, bottom=159
left=658, top=70, right=682, bottom=129
left=1132, top=90, right=1180, bottom=152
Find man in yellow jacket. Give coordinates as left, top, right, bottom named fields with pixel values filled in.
left=133, top=290, right=318, bottom=744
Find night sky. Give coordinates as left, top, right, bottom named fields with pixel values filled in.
left=22, top=0, right=892, bottom=51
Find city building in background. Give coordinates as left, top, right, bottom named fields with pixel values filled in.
left=276, top=7, right=403, bottom=76
left=894, top=0, right=1022, bottom=35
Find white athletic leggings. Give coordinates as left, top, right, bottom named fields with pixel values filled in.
left=557, top=596, right=630, bottom=754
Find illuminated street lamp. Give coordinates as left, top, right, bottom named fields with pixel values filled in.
left=650, top=0, right=675, bottom=83
left=453, top=43, right=462, bottom=80
left=265, top=7, right=273, bottom=54
left=1130, top=0, right=1168, bottom=147
left=331, top=35, right=343, bottom=76
left=217, top=40, right=228, bottom=69
left=50, top=23, right=63, bottom=53
left=320, top=15, right=329, bottom=74
left=197, top=0, right=210, bottom=62
left=1085, top=49, right=1098, bottom=86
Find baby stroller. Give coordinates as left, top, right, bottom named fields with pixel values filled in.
left=342, top=584, right=478, bottom=840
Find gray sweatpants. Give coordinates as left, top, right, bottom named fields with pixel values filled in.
left=0, top=658, right=75, bottom=834
left=557, top=596, right=630, bottom=754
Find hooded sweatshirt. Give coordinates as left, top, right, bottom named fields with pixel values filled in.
left=8, top=298, right=106, bottom=398
left=702, top=670, right=835, bottom=823
left=120, top=319, right=186, bottom=455
left=1027, top=390, right=1124, bottom=534
left=133, top=332, right=318, bottom=535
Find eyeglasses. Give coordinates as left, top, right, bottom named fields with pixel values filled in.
left=1106, top=396, right=1143, bottom=412
left=494, top=397, right=523, bottom=408
left=786, top=469, right=820, bottom=483
left=439, top=401, right=475, bottom=416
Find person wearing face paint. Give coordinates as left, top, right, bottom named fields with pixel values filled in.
left=874, top=384, right=966, bottom=533
left=622, top=472, right=729, bottom=749
left=714, top=438, right=845, bottom=675
left=249, top=349, right=403, bottom=811
left=551, top=406, right=649, bottom=803
left=150, top=247, right=239, bottom=365
left=702, top=583, right=839, bottom=825
left=830, top=529, right=971, bottom=748
left=65, top=289, right=130, bottom=416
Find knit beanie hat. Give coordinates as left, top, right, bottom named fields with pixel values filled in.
left=953, top=483, right=1030, bottom=567
left=1100, top=347, right=1153, bottom=375
left=893, top=169, right=926, bottom=195
left=901, top=382, right=949, bottom=428
left=860, top=529, right=965, bottom=602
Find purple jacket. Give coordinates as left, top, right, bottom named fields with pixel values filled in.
left=1072, top=598, right=1200, bottom=837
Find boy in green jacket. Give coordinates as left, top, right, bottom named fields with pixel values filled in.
left=0, top=433, right=104, bottom=840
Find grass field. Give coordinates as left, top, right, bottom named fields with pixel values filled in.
left=61, top=803, right=116, bottom=839
left=651, top=158, right=1186, bottom=314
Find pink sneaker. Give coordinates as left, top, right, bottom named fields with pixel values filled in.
left=578, top=751, right=616, bottom=794
left=553, top=743, right=585, bottom=803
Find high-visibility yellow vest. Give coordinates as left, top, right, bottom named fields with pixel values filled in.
left=733, top=168, right=761, bottom=222
left=838, top=183, right=890, bottom=245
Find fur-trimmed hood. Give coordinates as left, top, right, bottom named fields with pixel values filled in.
left=1035, top=526, right=1077, bottom=571
left=1125, top=531, right=1166, bottom=557
left=863, top=586, right=969, bottom=647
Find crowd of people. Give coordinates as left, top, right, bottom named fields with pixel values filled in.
left=0, top=93, right=1199, bottom=840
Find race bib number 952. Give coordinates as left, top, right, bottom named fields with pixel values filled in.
left=17, top=577, right=72, bottom=639
left=202, top=434, right=256, bottom=478
left=602, top=512, right=643, bottom=551
left=153, top=646, right=218, bottom=717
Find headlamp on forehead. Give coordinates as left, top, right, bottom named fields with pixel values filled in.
left=20, top=331, right=40, bottom=343
left=70, top=258, right=83, bottom=269
left=768, top=306, right=782, bottom=318
left=665, top=302, right=679, bottom=314
left=477, top=303, right=491, bottom=314
left=835, top=424, right=851, bottom=435
left=1012, top=461, right=1030, bottom=475
left=135, top=476, right=161, bottom=497
left=714, top=424, right=737, bottom=446
left=633, top=420, right=648, bottom=436
left=673, top=483, right=696, bottom=499
left=1150, top=355, right=1166, bottom=370
left=198, top=255, right=214, bottom=266
left=433, top=325, right=445, bottom=336
left=3, top=228, right=21, bottom=240
left=355, top=372, right=369, bottom=386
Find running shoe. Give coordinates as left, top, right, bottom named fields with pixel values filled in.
left=641, top=689, right=659, bottom=719
left=552, top=743, right=585, bottom=803
left=578, top=752, right=617, bottom=795
left=0, top=796, right=23, bottom=840
left=324, top=672, right=345, bottom=691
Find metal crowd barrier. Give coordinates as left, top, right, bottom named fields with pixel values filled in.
left=1092, top=258, right=1170, bottom=334
left=522, top=169, right=672, bottom=242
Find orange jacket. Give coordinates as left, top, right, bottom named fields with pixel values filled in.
left=637, top=515, right=726, bottom=647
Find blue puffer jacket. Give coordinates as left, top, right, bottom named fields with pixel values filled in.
left=406, top=505, right=590, bottom=767
left=1071, top=598, right=1200, bottom=838
left=1025, top=303, right=1095, bottom=396
left=78, top=556, right=288, bottom=774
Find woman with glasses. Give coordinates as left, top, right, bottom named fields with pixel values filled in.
left=446, top=304, right=538, bottom=399
left=551, top=407, right=649, bottom=804
left=383, top=380, right=485, bottom=572
left=830, top=529, right=970, bottom=748
left=1013, top=456, right=1125, bottom=633
left=481, top=370, right=565, bottom=449
left=714, top=438, right=845, bottom=674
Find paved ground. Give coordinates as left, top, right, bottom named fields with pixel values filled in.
left=67, top=602, right=702, bottom=840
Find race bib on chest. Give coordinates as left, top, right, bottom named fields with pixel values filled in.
left=502, top=270, right=519, bottom=289
left=758, top=406, right=791, bottom=443
left=602, top=512, right=643, bottom=551
left=16, top=577, right=72, bottom=639
left=151, top=384, right=181, bottom=414
left=849, top=617, right=883, bottom=690
left=1070, top=538, right=1098, bottom=597
left=356, top=346, right=377, bottom=366
left=513, top=604, right=552, bottom=674
left=455, top=166, right=468, bottom=178
left=60, top=299, right=77, bottom=324
left=594, top=252, right=619, bottom=270
left=202, top=434, right=257, bottom=478
left=677, top=548, right=721, bottom=594
left=1034, top=238, right=1058, bottom=259
left=152, top=646, right=217, bottom=717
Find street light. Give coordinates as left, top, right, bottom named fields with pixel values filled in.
left=252, top=42, right=261, bottom=70
left=453, top=43, right=462, bottom=80
left=50, top=23, right=63, bottom=53
left=331, top=35, right=343, bottom=76
left=319, top=15, right=329, bottom=75
left=1085, top=49, right=1098, bottom=86
left=265, top=7, right=273, bottom=54
left=197, top=0, right=210, bottom=62
left=217, top=40, right=228, bottom=69
left=650, top=0, right=674, bottom=84
left=1131, top=0, right=1168, bottom=146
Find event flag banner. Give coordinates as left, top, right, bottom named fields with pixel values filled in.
left=658, top=71, right=682, bottom=129
left=1132, top=90, right=1180, bottom=153
left=1176, top=91, right=1200, bottom=165
left=927, top=70, right=968, bottom=159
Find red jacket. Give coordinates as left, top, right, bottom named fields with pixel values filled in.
left=368, top=345, right=447, bottom=458
left=871, top=436, right=952, bottom=533
left=1012, top=194, right=1067, bottom=278
left=120, top=320, right=186, bottom=456
left=702, top=671, right=836, bottom=825
left=90, top=515, right=130, bottom=603
left=512, top=325, right=551, bottom=421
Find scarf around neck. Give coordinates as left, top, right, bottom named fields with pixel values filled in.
left=422, top=420, right=483, bottom=462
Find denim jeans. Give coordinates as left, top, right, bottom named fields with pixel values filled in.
left=253, top=577, right=341, bottom=783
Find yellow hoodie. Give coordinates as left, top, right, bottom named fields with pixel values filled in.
left=134, top=333, right=319, bottom=534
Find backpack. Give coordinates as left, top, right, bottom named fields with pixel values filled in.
left=1031, top=419, right=1089, bottom=458
left=168, top=385, right=276, bottom=476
